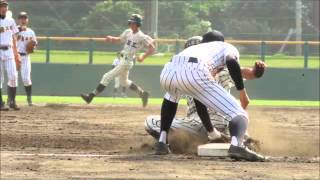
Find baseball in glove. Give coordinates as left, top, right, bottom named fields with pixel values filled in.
left=253, top=61, right=266, bottom=78
left=26, top=40, right=36, bottom=54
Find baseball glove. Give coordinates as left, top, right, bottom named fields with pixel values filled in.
left=254, top=61, right=266, bottom=78
left=26, top=41, right=36, bottom=54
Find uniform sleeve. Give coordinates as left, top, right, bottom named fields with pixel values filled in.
left=119, top=29, right=130, bottom=43
left=141, top=34, right=153, bottom=48
left=11, top=19, right=19, bottom=35
left=32, top=30, right=38, bottom=44
left=223, top=44, right=240, bottom=64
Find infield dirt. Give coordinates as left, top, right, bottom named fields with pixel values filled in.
left=1, top=104, right=319, bottom=179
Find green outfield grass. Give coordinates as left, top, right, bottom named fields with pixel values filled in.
left=8, top=95, right=319, bottom=107
left=30, top=50, right=320, bottom=68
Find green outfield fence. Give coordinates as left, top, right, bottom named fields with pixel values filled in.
left=37, top=36, right=320, bottom=68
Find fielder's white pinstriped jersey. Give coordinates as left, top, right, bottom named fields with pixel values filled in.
left=0, top=16, right=18, bottom=60
left=17, top=27, right=37, bottom=54
left=179, top=41, right=240, bottom=75
left=17, top=27, right=36, bottom=86
left=160, top=41, right=247, bottom=120
left=120, top=29, right=153, bottom=61
left=0, top=16, right=19, bottom=88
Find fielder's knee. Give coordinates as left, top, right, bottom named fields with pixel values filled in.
left=7, top=80, right=17, bottom=87
left=23, top=80, right=32, bottom=86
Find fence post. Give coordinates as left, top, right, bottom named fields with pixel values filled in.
left=175, top=39, right=180, bottom=54
left=303, top=41, right=309, bottom=69
left=260, top=41, right=266, bottom=62
left=46, top=37, right=51, bottom=64
left=88, top=38, right=94, bottom=64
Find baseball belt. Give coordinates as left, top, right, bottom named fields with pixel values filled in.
left=19, top=52, right=27, bottom=56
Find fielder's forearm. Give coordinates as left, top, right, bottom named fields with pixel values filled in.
left=12, top=36, right=19, bottom=56
left=241, top=68, right=256, bottom=80
left=226, top=57, right=244, bottom=90
left=141, top=43, right=155, bottom=60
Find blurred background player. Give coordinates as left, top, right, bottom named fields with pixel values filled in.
left=81, top=14, right=155, bottom=107
left=112, top=55, right=127, bottom=97
left=16, top=11, right=37, bottom=106
left=0, top=0, right=20, bottom=111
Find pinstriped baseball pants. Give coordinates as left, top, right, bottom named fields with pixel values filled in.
left=0, top=59, right=18, bottom=88
left=20, top=55, right=32, bottom=86
left=160, top=56, right=247, bottom=120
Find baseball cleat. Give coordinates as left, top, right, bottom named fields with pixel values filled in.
left=80, top=93, right=94, bottom=104
left=228, top=144, right=266, bottom=162
left=9, top=102, right=20, bottom=111
left=141, top=91, right=149, bottom=107
left=155, top=142, right=171, bottom=155
left=0, top=101, right=9, bottom=111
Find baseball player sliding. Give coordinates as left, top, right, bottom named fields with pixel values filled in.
left=16, top=12, right=37, bottom=106
left=155, top=31, right=266, bottom=161
left=145, top=35, right=264, bottom=151
left=0, top=0, right=20, bottom=111
left=81, top=14, right=155, bottom=107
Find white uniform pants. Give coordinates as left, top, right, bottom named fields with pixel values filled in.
left=100, top=60, right=133, bottom=88
left=160, top=56, right=247, bottom=120
left=0, top=59, right=18, bottom=88
left=20, top=55, right=32, bottom=86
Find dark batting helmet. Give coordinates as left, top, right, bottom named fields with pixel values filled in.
left=184, top=36, right=203, bottom=49
left=128, top=14, right=142, bottom=27
left=201, top=30, right=225, bottom=43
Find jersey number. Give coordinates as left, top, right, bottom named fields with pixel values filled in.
left=126, top=40, right=137, bottom=48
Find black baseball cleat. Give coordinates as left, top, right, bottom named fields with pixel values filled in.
left=155, top=142, right=171, bottom=155
left=140, top=91, right=149, bottom=107
left=0, top=101, right=9, bottom=111
left=80, top=93, right=94, bottom=104
left=228, top=144, right=266, bottom=162
left=9, top=102, right=20, bottom=111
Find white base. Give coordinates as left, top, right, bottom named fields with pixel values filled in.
left=197, top=143, right=230, bottom=157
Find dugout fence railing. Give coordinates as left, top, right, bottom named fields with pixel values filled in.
left=36, top=36, right=319, bottom=68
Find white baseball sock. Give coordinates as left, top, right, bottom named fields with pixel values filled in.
left=159, top=131, right=167, bottom=144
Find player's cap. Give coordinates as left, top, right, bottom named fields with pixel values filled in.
left=184, top=36, right=203, bottom=49
left=18, top=12, right=28, bottom=19
left=201, top=30, right=225, bottom=43
left=0, top=0, right=8, bottom=6
left=128, top=14, right=142, bottom=27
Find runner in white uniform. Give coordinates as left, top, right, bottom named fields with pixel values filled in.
left=16, top=12, right=37, bottom=106
left=81, top=14, right=155, bottom=107
left=0, top=0, right=20, bottom=111
left=155, top=31, right=266, bottom=161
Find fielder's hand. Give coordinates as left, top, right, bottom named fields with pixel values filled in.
left=239, top=88, right=250, bottom=109
left=137, top=55, right=145, bottom=62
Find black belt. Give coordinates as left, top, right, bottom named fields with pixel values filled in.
left=0, top=46, right=9, bottom=50
left=170, top=57, right=198, bottom=63
left=19, top=52, right=27, bottom=56
left=188, top=57, right=198, bottom=63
